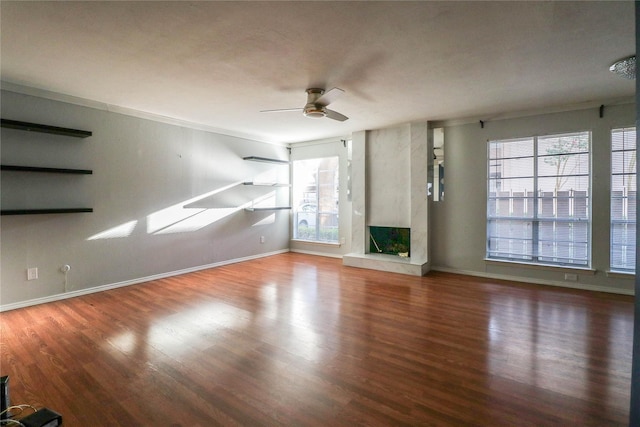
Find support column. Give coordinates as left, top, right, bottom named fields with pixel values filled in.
left=349, top=130, right=367, bottom=255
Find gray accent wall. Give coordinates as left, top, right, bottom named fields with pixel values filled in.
left=1, top=90, right=290, bottom=307
left=431, top=103, right=636, bottom=294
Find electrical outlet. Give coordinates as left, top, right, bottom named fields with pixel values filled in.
left=260, top=236, right=265, bottom=244
left=564, top=273, right=578, bottom=282
left=27, top=267, right=38, bottom=281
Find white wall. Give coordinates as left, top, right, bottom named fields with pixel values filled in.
left=1, top=90, right=290, bottom=307
left=431, top=103, right=636, bottom=294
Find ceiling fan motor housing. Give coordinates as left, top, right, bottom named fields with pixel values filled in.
left=304, top=88, right=327, bottom=118
left=260, top=87, right=346, bottom=121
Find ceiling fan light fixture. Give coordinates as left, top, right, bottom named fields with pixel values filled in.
left=303, top=106, right=327, bottom=119
left=261, top=87, right=347, bottom=121
left=609, top=55, right=636, bottom=79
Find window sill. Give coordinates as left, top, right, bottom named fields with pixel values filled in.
left=290, top=239, right=341, bottom=247
left=606, top=270, right=635, bottom=278
left=485, top=258, right=596, bottom=275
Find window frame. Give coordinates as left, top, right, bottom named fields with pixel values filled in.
left=610, top=126, right=636, bottom=273
left=291, top=156, right=340, bottom=244
left=486, top=131, right=592, bottom=268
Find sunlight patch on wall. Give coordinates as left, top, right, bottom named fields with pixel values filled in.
left=247, top=191, right=277, bottom=209
left=153, top=207, right=240, bottom=235
left=252, top=213, right=276, bottom=226
left=147, top=182, right=241, bottom=234
left=147, top=206, right=205, bottom=234
left=87, top=220, right=138, bottom=240
left=254, top=167, right=287, bottom=185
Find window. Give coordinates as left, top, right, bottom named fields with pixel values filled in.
left=292, top=157, right=339, bottom=243
left=487, top=131, right=591, bottom=267
left=611, top=127, right=636, bottom=272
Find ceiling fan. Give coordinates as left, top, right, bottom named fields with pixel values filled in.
left=261, top=88, right=348, bottom=121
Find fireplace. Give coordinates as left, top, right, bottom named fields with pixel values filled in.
left=369, top=226, right=410, bottom=257
left=342, top=125, right=429, bottom=276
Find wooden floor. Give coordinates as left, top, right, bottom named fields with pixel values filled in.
left=0, top=253, right=634, bottom=426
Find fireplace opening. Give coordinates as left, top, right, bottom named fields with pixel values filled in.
left=369, top=226, right=410, bottom=257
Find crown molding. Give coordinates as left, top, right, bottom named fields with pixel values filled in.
left=429, top=96, right=635, bottom=128
left=0, top=81, right=287, bottom=147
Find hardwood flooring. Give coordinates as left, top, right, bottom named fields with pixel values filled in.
left=0, top=253, right=634, bottom=426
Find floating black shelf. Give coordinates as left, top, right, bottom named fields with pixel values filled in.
left=1, top=119, right=92, bottom=138
left=2, top=119, right=94, bottom=215
left=242, top=156, right=289, bottom=164
left=1, top=208, right=93, bottom=216
left=245, top=207, right=292, bottom=212
left=1, top=165, right=93, bottom=175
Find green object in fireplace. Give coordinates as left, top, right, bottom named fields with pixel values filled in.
left=369, top=226, right=410, bottom=256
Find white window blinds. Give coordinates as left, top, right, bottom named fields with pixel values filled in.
left=610, top=127, right=636, bottom=272
left=487, top=132, right=591, bottom=266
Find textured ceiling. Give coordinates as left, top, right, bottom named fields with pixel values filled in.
left=0, top=1, right=635, bottom=144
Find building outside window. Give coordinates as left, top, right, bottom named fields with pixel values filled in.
left=292, top=157, right=339, bottom=243
left=611, top=127, right=636, bottom=273
left=487, top=131, right=591, bottom=267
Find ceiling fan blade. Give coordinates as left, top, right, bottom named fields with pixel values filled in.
left=325, top=108, right=348, bottom=122
left=315, top=87, right=344, bottom=107
left=260, top=108, right=301, bottom=113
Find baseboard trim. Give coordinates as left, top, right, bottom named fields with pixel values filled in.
left=430, top=266, right=635, bottom=296
left=289, top=248, right=343, bottom=259
left=0, top=250, right=289, bottom=312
